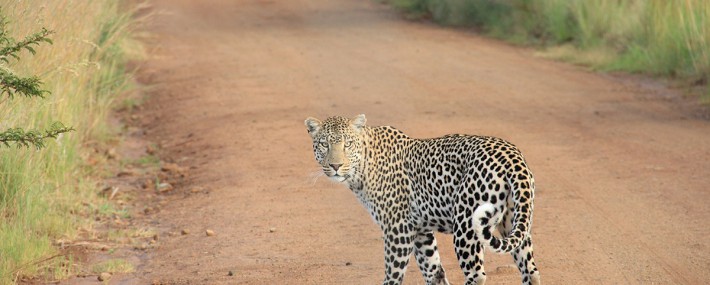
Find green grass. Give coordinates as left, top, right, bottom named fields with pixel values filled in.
left=117, top=97, right=143, bottom=112
left=91, top=259, right=134, bottom=274
left=0, top=1, right=138, bottom=283
left=132, top=154, right=161, bottom=167
left=385, top=0, right=710, bottom=98
left=97, top=203, right=131, bottom=220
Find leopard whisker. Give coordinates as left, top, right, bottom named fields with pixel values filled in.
left=308, top=169, right=325, bottom=186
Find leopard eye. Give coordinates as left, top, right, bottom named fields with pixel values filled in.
left=319, top=141, right=328, bottom=148
left=344, top=140, right=353, bottom=147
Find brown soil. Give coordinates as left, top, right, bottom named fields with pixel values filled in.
left=116, top=0, right=710, bottom=284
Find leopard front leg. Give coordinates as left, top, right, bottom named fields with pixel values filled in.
left=414, top=231, right=450, bottom=285
left=381, top=226, right=414, bottom=285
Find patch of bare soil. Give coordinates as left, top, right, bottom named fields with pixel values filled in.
left=104, top=0, right=710, bottom=284
left=54, top=102, right=193, bottom=284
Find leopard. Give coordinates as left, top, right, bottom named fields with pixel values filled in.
left=305, top=114, right=540, bottom=285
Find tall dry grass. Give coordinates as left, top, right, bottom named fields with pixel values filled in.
left=0, top=1, right=136, bottom=283
left=387, top=0, right=710, bottom=97
left=611, top=1, right=710, bottom=79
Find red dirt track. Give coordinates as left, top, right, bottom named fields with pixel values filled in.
left=127, top=0, right=710, bottom=284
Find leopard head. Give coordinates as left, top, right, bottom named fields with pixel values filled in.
left=304, top=114, right=367, bottom=183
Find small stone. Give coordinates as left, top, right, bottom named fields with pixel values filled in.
left=100, top=185, right=112, bottom=194
left=157, top=182, right=174, bottom=193
left=117, top=170, right=137, bottom=177
left=181, top=229, right=190, bottom=235
left=152, top=234, right=159, bottom=241
left=161, top=163, right=180, bottom=172
left=190, top=186, right=204, bottom=193
left=114, top=218, right=128, bottom=226
left=345, top=262, right=352, bottom=266
left=106, top=148, right=118, bottom=160
left=161, top=163, right=188, bottom=177
left=205, top=229, right=215, bottom=236
left=98, top=272, right=112, bottom=281
left=143, top=179, right=155, bottom=190
left=269, top=227, right=276, bottom=233
left=146, top=144, right=156, bottom=155
left=228, top=270, right=234, bottom=276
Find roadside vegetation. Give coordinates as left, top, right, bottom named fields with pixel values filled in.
left=386, top=0, right=710, bottom=98
left=0, top=1, right=137, bottom=283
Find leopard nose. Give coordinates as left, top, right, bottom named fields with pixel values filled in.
left=330, top=163, right=342, bottom=171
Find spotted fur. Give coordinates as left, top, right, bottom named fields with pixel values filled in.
left=305, top=114, right=540, bottom=285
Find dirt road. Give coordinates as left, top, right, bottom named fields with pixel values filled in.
left=127, top=0, right=710, bottom=284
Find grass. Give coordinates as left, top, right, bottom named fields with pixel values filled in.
left=97, top=203, right=131, bottom=220
left=0, top=1, right=138, bottom=283
left=131, top=154, right=161, bottom=167
left=117, top=97, right=144, bottom=112
left=91, top=259, right=135, bottom=274
left=385, top=0, right=710, bottom=98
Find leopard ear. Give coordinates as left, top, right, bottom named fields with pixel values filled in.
left=350, top=114, right=366, bottom=132
left=305, top=117, right=321, bottom=137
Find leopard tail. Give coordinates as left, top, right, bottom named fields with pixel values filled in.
left=473, top=173, right=534, bottom=253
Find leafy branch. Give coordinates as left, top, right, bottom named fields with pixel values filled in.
left=0, top=22, right=53, bottom=99
left=0, top=122, right=74, bottom=149
left=0, top=68, right=48, bottom=99
left=0, top=12, right=73, bottom=149
left=0, top=27, right=54, bottom=63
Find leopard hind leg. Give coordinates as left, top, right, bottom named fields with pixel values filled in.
left=512, top=235, right=540, bottom=285
left=498, top=208, right=540, bottom=285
